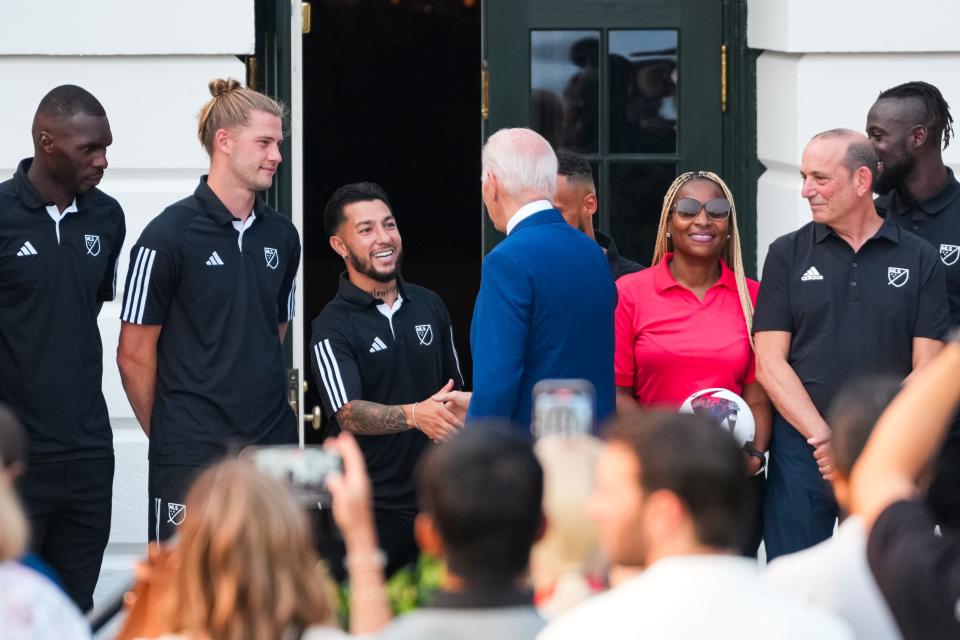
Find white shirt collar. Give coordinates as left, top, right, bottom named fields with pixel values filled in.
left=505, top=199, right=553, bottom=235
left=231, top=210, right=256, bottom=251
left=45, top=198, right=78, bottom=222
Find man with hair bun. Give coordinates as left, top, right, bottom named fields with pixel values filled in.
left=444, top=128, right=616, bottom=431
left=117, top=79, right=300, bottom=542
left=0, top=84, right=124, bottom=610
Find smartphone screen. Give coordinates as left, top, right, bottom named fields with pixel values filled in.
left=241, top=445, right=343, bottom=508
left=532, top=379, right=596, bottom=438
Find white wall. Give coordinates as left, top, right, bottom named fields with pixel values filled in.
left=749, top=0, right=960, bottom=271
left=0, top=0, right=254, bottom=55
left=0, top=0, right=254, bottom=608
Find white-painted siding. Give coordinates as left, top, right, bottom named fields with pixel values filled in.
left=749, top=0, right=960, bottom=271
left=0, top=0, right=254, bottom=607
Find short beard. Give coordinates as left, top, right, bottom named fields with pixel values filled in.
left=348, top=250, right=402, bottom=283
left=873, top=154, right=915, bottom=195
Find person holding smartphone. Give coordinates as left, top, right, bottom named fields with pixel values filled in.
left=613, top=171, right=771, bottom=555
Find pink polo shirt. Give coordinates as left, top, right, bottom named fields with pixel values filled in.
left=614, top=253, right=760, bottom=408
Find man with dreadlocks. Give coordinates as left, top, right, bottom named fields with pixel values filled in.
left=867, top=81, right=960, bottom=534
left=754, top=129, right=949, bottom=561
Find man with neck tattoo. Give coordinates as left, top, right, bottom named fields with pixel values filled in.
left=310, top=181, right=465, bottom=576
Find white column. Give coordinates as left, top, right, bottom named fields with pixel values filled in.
left=0, top=0, right=255, bottom=606
left=748, top=0, right=960, bottom=270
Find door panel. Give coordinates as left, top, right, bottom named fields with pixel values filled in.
left=484, top=0, right=724, bottom=265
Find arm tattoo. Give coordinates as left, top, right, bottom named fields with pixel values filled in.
left=336, top=400, right=408, bottom=435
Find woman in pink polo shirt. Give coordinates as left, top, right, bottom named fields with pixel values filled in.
left=614, top=170, right=771, bottom=555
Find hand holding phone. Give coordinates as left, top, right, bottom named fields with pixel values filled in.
left=324, top=432, right=377, bottom=548
left=241, top=445, right=343, bottom=508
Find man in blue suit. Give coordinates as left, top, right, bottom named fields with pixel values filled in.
left=462, top=128, right=617, bottom=431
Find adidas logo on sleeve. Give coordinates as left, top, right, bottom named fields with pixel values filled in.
left=16, top=241, right=38, bottom=256
left=205, top=251, right=224, bottom=266
left=369, top=337, right=388, bottom=353
left=800, top=266, right=824, bottom=281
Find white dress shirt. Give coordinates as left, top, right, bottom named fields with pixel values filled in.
left=505, top=199, right=553, bottom=235
left=765, top=516, right=903, bottom=640
left=539, top=555, right=853, bottom=640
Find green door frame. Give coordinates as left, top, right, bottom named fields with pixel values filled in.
left=721, top=0, right=760, bottom=277
left=481, top=0, right=759, bottom=277
left=253, top=0, right=295, bottom=365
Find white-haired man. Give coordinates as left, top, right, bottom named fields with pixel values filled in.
left=459, top=128, right=616, bottom=431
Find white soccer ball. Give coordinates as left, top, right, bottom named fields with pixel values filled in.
left=679, top=388, right=755, bottom=448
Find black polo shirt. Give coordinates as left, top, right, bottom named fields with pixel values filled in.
left=309, top=274, right=464, bottom=512
left=754, top=219, right=948, bottom=415
left=867, top=499, right=960, bottom=640
left=596, top=230, right=644, bottom=280
left=878, top=173, right=960, bottom=444
left=0, top=158, right=125, bottom=462
left=121, top=176, right=299, bottom=466
left=876, top=168, right=960, bottom=325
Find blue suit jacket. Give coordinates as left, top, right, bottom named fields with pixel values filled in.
left=468, top=208, right=616, bottom=431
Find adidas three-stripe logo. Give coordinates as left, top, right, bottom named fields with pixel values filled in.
left=369, top=337, right=388, bottom=353
left=800, top=266, right=824, bottom=281
left=122, top=247, right=157, bottom=323
left=16, top=241, right=38, bottom=256
left=206, top=251, right=224, bottom=266
left=314, top=339, right=349, bottom=412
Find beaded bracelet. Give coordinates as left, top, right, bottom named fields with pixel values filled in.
left=412, top=402, right=422, bottom=431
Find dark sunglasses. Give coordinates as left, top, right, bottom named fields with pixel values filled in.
left=673, top=197, right=732, bottom=220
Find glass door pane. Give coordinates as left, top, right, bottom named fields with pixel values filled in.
left=530, top=31, right=600, bottom=153
left=608, top=30, right=678, bottom=154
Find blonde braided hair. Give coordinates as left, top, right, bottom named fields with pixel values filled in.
left=651, top=171, right=755, bottom=350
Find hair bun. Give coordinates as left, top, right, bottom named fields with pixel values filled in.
left=209, top=78, right=241, bottom=98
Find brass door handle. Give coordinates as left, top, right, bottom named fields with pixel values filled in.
left=304, top=405, right=322, bottom=430
left=720, top=44, right=728, bottom=113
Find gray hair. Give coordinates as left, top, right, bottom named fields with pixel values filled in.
left=482, top=128, right=558, bottom=200
left=811, top=128, right=878, bottom=186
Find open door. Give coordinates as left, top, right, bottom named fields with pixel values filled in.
left=254, top=0, right=306, bottom=445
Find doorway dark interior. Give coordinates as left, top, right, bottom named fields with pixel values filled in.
left=302, top=0, right=481, bottom=443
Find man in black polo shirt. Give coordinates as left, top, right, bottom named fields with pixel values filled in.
left=850, top=335, right=960, bottom=640
left=553, top=149, right=644, bottom=280
left=117, top=80, right=299, bottom=541
left=867, top=81, right=960, bottom=533
left=0, top=85, right=125, bottom=611
left=310, top=182, right=464, bottom=575
left=754, top=129, right=948, bottom=560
